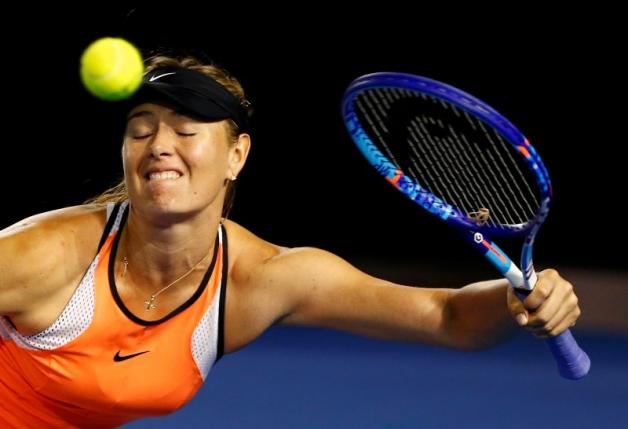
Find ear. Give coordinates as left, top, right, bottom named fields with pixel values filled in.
left=227, top=133, right=251, bottom=180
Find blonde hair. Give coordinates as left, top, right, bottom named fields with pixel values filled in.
left=85, top=55, right=250, bottom=219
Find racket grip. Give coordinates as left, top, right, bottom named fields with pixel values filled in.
left=547, top=330, right=591, bottom=380
left=514, top=290, right=590, bottom=380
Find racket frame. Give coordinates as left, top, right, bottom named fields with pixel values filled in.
left=343, top=72, right=551, bottom=290
left=342, top=72, right=590, bottom=379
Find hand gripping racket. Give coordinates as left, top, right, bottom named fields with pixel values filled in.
left=342, top=72, right=590, bottom=379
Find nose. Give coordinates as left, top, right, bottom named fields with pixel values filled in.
left=149, top=127, right=175, bottom=158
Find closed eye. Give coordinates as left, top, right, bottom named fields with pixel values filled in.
left=132, top=134, right=153, bottom=139
left=178, top=132, right=197, bottom=137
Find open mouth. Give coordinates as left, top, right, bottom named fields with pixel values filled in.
left=146, top=171, right=182, bottom=181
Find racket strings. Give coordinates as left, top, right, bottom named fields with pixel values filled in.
left=411, top=101, right=504, bottom=222
left=359, top=90, right=399, bottom=166
left=474, top=119, right=538, bottom=219
left=456, top=121, right=527, bottom=224
left=373, top=90, right=472, bottom=212
left=444, top=124, right=510, bottom=226
left=354, top=88, right=540, bottom=227
left=407, top=97, right=508, bottom=227
left=360, top=89, right=519, bottom=225
left=407, top=115, right=485, bottom=222
left=369, top=90, right=467, bottom=211
left=412, top=113, right=518, bottom=226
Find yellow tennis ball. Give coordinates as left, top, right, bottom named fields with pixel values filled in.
left=80, top=37, right=144, bottom=101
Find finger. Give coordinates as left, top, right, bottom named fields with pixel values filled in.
left=547, top=299, right=581, bottom=337
left=507, top=287, right=529, bottom=326
left=537, top=275, right=578, bottom=335
left=529, top=292, right=579, bottom=336
left=531, top=310, right=579, bottom=340
left=522, top=278, right=553, bottom=312
left=526, top=285, right=565, bottom=330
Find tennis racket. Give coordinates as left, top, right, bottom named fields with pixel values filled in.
left=342, top=72, right=590, bottom=380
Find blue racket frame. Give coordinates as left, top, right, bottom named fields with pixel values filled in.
left=342, top=72, right=590, bottom=379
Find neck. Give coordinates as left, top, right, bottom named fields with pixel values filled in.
left=120, top=205, right=222, bottom=292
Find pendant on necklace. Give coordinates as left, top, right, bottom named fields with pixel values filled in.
left=144, top=295, right=157, bottom=311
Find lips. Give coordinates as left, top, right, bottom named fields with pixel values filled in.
left=144, top=167, right=183, bottom=181
left=147, top=170, right=182, bottom=181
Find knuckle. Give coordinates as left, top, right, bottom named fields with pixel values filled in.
left=563, top=281, right=574, bottom=294
left=536, top=313, right=550, bottom=325
left=537, top=284, right=551, bottom=299
left=544, top=321, right=555, bottom=332
left=544, top=268, right=559, bottom=278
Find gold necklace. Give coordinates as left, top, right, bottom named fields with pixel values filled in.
left=122, top=248, right=211, bottom=311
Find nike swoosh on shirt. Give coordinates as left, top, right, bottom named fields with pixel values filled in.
left=149, top=72, right=176, bottom=82
left=113, top=350, right=150, bottom=362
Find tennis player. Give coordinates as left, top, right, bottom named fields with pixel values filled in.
left=0, top=55, right=580, bottom=428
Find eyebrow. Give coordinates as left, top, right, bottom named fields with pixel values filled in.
left=126, top=109, right=192, bottom=122
left=126, top=110, right=154, bottom=122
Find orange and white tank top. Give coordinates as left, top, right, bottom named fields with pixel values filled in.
left=0, top=202, right=228, bottom=428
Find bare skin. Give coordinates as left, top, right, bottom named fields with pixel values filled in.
left=0, top=104, right=580, bottom=352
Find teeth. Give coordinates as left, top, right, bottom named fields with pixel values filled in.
left=148, top=171, right=181, bottom=181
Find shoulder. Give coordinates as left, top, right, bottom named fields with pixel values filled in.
left=218, top=220, right=391, bottom=353
left=221, top=219, right=361, bottom=289
left=1, top=204, right=108, bottom=246
left=219, top=220, right=331, bottom=352
left=221, top=219, right=285, bottom=283
left=0, top=204, right=109, bottom=316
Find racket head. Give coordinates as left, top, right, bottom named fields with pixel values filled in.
left=342, top=72, right=552, bottom=237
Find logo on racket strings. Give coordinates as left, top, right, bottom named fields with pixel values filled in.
left=468, top=208, right=490, bottom=226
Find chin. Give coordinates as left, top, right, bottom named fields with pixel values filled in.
left=129, top=187, right=219, bottom=223
left=149, top=197, right=213, bottom=224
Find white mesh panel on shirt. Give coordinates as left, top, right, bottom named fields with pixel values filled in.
left=0, top=256, right=99, bottom=350
left=0, top=202, right=128, bottom=350
left=191, top=226, right=223, bottom=380
left=111, top=201, right=128, bottom=234
left=191, top=285, right=221, bottom=381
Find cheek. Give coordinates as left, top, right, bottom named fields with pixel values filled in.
left=121, top=146, right=140, bottom=175
left=193, top=159, right=226, bottom=189
left=188, top=142, right=228, bottom=174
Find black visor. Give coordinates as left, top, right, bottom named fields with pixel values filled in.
left=126, top=66, right=250, bottom=132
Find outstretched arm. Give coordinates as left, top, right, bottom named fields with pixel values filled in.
left=275, top=248, right=517, bottom=350
left=235, top=246, right=579, bottom=352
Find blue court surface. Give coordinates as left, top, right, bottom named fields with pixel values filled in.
left=124, top=326, right=627, bottom=429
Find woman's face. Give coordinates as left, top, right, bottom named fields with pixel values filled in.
left=122, top=103, right=236, bottom=222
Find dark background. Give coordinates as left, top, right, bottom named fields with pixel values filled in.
left=4, top=6, right=625, bottom=275
left=3, top=10, right=625, bottom=428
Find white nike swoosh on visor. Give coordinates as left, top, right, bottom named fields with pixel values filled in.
left=149, top=72, right=176, bottom=82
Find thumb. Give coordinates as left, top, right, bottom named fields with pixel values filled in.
left=507, top=287, right=529, bottom=326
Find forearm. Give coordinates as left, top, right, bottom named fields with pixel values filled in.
left=270, top=248, right=521, bottom=350
left=443, top=278, right=518, bottom=350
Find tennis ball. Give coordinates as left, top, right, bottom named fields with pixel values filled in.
left=80, top=37, right=144, bottom=101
